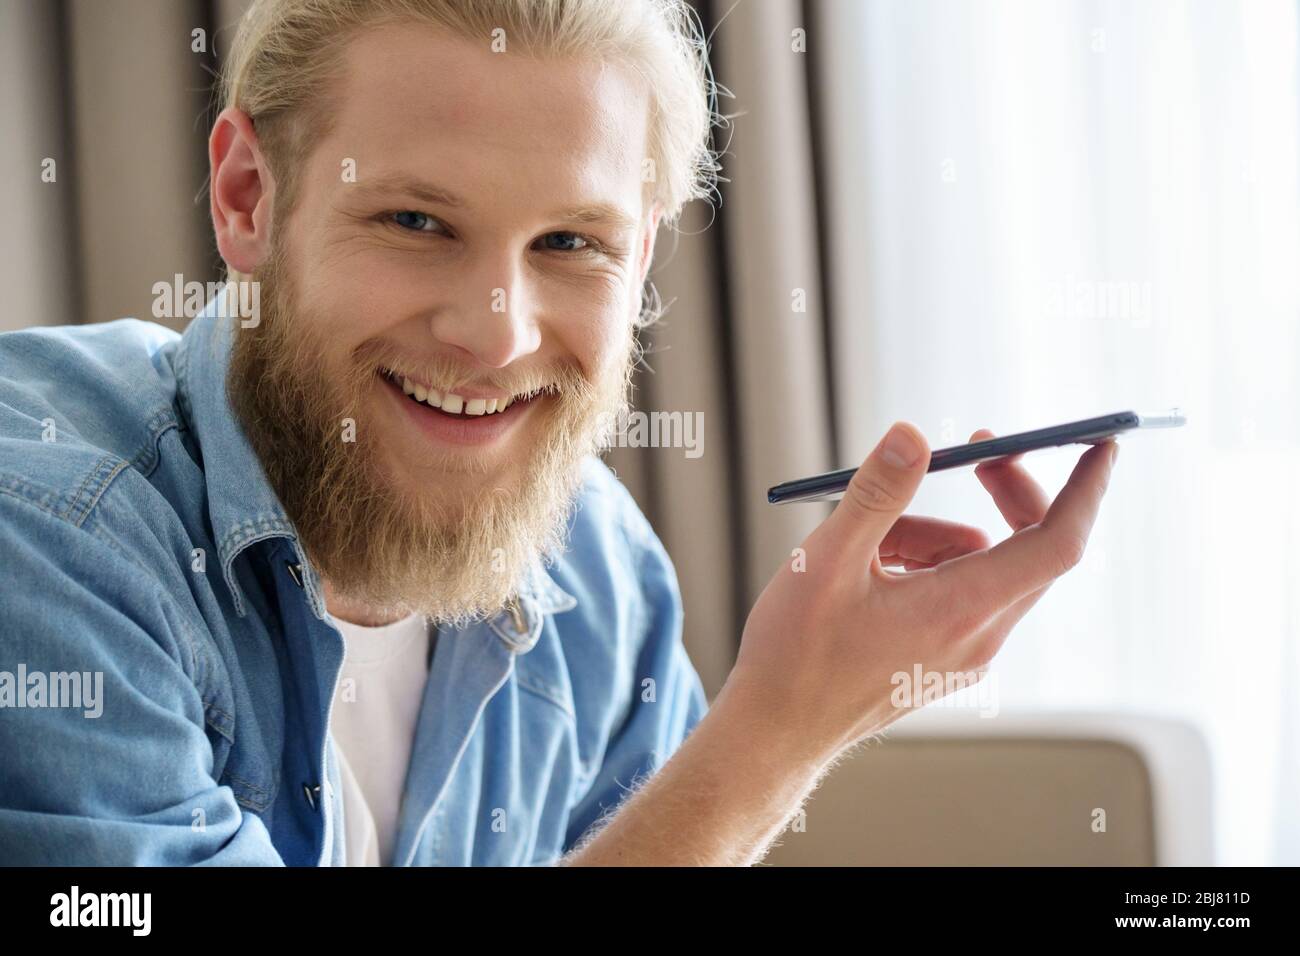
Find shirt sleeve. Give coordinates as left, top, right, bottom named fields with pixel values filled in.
left=0, top=493, right=284, bottom=865
left=561, top=529, right=710, bottom=853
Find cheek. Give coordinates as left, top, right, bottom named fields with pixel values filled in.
left=292, top=216, right=416, bottom=333
left=551, top=302, right=632, bottom=383
left=306, top=269, right=416, bottom=361
left=540, top=274, right=637, bottom=375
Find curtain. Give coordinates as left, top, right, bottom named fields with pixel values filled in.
left=814, top=0, right=1300, bottom=865
left=0, top=0, right=80, bottom=332
left=0, top=0, right=251, bottom=334
left=611, top=0, right=836, bottom=696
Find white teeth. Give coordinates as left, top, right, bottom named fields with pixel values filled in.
left=389, top=369, right=516, bottom=415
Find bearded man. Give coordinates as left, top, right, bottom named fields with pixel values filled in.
left=0, top=0, right=1116, bottom=866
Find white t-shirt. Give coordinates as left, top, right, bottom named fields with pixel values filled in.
left=328, top=611, right=432, bottom=866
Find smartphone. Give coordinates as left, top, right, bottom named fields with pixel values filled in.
left=767, top=408, right=1186, bottom=504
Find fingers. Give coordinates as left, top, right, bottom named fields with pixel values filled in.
left=968, top=429, right=1055, bottom=640
left=879, top=515, right=991, bottom=567
left=822, top=422, right=931, bottom=555
left=934, top=439, right=1118, bottom=610
left=970, top=429, right=1051, bottom=530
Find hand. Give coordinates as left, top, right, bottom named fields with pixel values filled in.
left=727, top=422, right=1118, bottom=763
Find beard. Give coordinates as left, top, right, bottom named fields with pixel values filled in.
left=226, top=236, right=633, bottom=628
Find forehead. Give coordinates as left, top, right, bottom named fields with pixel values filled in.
left=322, top=22, right=651, bottom=210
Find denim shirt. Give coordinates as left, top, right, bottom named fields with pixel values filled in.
left=0, top=299, right=709, bottom=865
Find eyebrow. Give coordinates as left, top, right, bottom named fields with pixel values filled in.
left=352, top=173, right=640, bottom=232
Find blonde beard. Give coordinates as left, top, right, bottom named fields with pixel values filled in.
left=227, top=240, right=633, bottom=628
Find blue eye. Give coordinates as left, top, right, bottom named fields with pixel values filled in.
left=539, top=232, right=589, bottom=252
left=392, top=211, right=438, bottom=232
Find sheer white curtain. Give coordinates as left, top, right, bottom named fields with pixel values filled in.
left=819, top=0, right=1300, bottom=865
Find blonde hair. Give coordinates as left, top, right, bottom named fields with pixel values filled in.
left=219, top=0, right=720, bottom=241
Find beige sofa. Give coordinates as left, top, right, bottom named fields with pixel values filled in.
left=763, top=709, right=1214, bottom=866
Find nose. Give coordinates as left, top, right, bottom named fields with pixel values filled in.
left=427, top=251, right=543, bottom=368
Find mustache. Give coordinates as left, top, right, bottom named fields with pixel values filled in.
left=352, top=338, right=594, bottom=404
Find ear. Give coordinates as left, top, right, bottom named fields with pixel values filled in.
left=210, top=106, right=275, bottom=274
left=636, top=203, right=664, bottom=285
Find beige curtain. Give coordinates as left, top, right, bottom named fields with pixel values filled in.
left=0, top=0, right=233, bottom=333
left=0, top=0, right=80, bottom=332
left=1, top=0, right=840, bottom=700
left=611, top=0, right=835, bottom=695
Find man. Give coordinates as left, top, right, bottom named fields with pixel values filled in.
left=0, top=0, right=1116, bottom=866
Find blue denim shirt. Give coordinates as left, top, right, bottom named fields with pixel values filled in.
left=0, top=299, right=708, bottom=865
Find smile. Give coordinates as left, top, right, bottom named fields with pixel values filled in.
left=376, top=366, right=541, bottom=447
left=378, top=366, right=533, bottom=416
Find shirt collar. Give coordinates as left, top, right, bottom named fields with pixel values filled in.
left=172, top=289, right=576, bottom=640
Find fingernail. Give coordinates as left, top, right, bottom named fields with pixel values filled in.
left=1110, top=442, right=1120, bottom=465
left=880, top=424, right=923, bottom=468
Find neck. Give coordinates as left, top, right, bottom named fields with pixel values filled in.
left=322, top=578, right=408, bottom=628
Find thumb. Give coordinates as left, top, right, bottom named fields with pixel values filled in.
left=826, top=421, right=930, bottom=551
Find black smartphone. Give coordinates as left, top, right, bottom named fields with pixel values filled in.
left=767, top=409, right=1186, bottom=504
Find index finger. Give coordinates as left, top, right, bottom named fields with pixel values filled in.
left=932, top=440, right=1118, bottom=610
